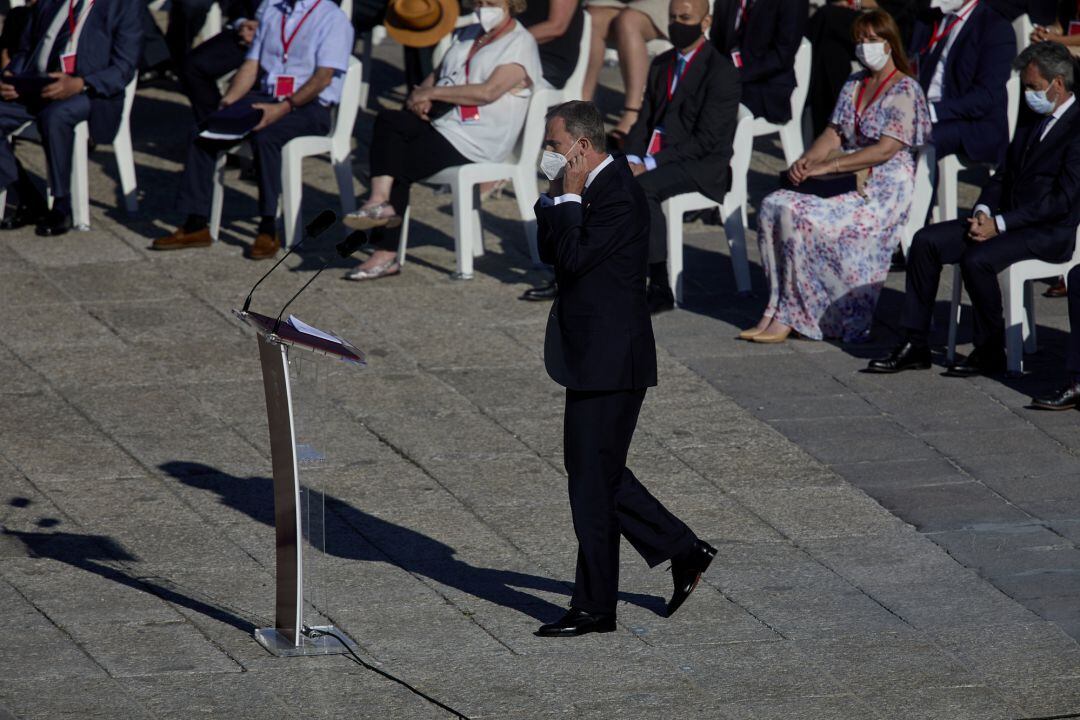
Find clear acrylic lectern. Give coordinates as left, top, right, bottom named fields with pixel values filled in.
left=235, top=309, right=365, bottom=656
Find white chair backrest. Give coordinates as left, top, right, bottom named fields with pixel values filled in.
left=332, top=57, right=363, bottom=150
left=789, top=38, right=812, bottom=125
left=1072, top=226, right=1080, bottom=264
left=560, top=10, right=592, bottom=101
left=511, top=86, right=556, bottom=168
left=728, top=104, right=755, bottom=204
left=903, top=144, right=936, bottom=253
left=339, top=0, right=352, bottom=23
left=433, top=15, right=474, bottom=69
left=1013, top=13, right=1033, bottom=53
left=1006, top=69, right=1020, bottom=141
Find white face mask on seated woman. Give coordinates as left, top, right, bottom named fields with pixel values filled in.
left=856, top=42, right=890, bottom=72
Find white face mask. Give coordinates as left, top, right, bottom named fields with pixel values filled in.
left=930, top=0, right=967, bottom=12
left=476, top=6, right=505, bottom=32
left=539, top=139, right=582, bottom=182
left=855, top=42, right=889, bottom=72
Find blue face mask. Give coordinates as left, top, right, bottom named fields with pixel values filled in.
left=1025, top=87, right=1056, bottom=115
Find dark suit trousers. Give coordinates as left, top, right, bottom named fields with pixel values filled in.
left=178, top=31, right=248, bottom=123
left=178, top=93, right=331, bottom=217
left=901, top=219, right=1039, bottom=351
left=1068, top=265, right=1080, bottom=379
left=166, top=0, right=216, bottom=66
left=0, top=95, right=91, bottom=200
left=564, top=387, right=696, bottom=613
left=636, top=163, right=700, bottom=266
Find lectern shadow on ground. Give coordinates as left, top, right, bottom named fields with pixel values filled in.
left=235, top=309, right=365, bottom=656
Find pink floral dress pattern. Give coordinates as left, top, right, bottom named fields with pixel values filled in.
left=757, top=72, right=932, bottom=342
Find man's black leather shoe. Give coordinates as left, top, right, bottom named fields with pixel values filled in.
left=35, top=209, right=72, bottom=237
left=667, top=539, right=717, bottom=618
left=1031, top=383, right=1080, bottom=411
left=0, top=204, right=45, bottom=231
left=865, top=342, right=932, bottom=374
left=647, top=283, right=675, bottom=314
left=944, top=347, right=1005, bottom=378
left=534, top=608, right=616, bottom=637
left=521, top=280, right=557, bottom=301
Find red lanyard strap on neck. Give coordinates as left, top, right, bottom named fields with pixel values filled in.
left=924, top=0, right=978, bottom=53
left=464, top=17, right=513, bottom=81
left=281, top=0, right=323, bottom=62
left=855, top=67, right=899, bottom=122
left=666, top=45, right=701, bottom=100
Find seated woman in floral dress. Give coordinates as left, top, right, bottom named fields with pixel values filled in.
left=742, top=8, right=931, bottom=344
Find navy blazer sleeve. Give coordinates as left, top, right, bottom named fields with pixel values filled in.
left=1001, top=134, right=1080, bottom=231
left=6, top=2, right=41, bottom=75
left=738, top=0, right=807, bottom=84
left=932, top=14, right=1015, bottom=123
left=534, top=192, right=634, bottom=279
left=82, top=0, right=143, bottom=98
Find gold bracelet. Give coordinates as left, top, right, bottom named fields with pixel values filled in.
left=834, top=158, right=840, bottom=173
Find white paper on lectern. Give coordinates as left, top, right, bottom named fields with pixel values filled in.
left=288, top=315, right=342, bottom=344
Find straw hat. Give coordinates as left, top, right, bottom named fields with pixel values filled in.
left=384, top=0, right=460, bottom=48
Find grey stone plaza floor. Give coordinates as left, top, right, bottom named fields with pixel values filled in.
left=3, top=32, right=1080, bottom=720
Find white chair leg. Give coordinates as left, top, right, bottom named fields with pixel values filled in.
left=513, top=167, right=541, bottom=266
left=0, top=189, right=6, bottom=221
left=778, top=121, right=805, bottom=167
left=1003, top=268, right=1025, bottom=375
left=938, top=157, right=959, bottom=223
left=333, top=160, right=357, bottom=216
left=471, top=185, right=484, bottom=257
left=1023, top=277, right=1037, bottom=354
left=280, top=147, right=303, bottom=248
left=113, top=121, right=138, bottom=213
left=397, top=205, right=410, bottom=266
left=722, top=207, right=752, bottom=295
left=209, top=153, right=226, bottom=241
left=664, top=201, right=683, bottom=305
left=946, top=264, right=963, bottom=363
left=450, top=180, right=474, bottom=279
left=71, top=122, right=90, bottom=230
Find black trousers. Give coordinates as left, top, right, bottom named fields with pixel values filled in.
left=1067, top=265, right=1080, bottom=379
left=635, top=163, right=700, bottom=267
left=564, top=387, right=696, bottom=613
left=178, top=30, right=247, bottom=123
left=901, top=219, right=1040, bottom=351
left=0, top=95, right=91, bottom=200
left=166, top=0, right=216, bottom=68
left=178, top=92, right=331, bottom=217
left=368, top=108, right=468, bottom=250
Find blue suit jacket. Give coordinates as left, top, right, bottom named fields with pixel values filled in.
left=6, top=0, right=142, bottom=143
left=909, top=2, right=1015, bottom=165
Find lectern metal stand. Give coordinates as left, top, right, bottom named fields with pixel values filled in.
left=235, top=310, right=364, bottom=657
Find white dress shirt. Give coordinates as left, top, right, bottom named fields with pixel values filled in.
left=973, top=93, right=1076, bottom=233
left=549, top=154, right=615, bottom=206
left=927, top=0, right=979, bottom=124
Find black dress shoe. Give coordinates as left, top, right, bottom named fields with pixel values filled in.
left=1031, top=382, right=1080, bottom=411
left=534, top=608, right=616, bottom=637
left=944, top=347, right=1005, bottom=378
left=521, top=280, right=557, bottom=301
left=647, top=283, right=675, bottom=314
left=0, top=204, right=45, bottom=230
left=667, top=539, right=717, bottom=618
left=865, top=342, right=932, bottom=374
left=35, top=209, right=72, bottom=237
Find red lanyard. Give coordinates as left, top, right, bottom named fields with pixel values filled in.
left=280, top=0, right=323, bottom=62
left=464, top=17, right=513, bottom=82
left=925, top=0, right=978, bottom=53
left=736, top=0, right=748, bottom=27
left=854, top=67, right=899, bottom=123
left=65, top=0, right=93, bottom=55
left=666, top=45, right=701, bottom=100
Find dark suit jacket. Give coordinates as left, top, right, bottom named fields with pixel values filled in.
left=6, top=0, right=142, bottom=143
left=976, top=100, right=1080, bottom=262
left=909, top=2, right=1015, bottom=165
left=710, top=0, right=807, bottom=123
left=622, top=42, right=740, bottom=203
left=537, top=157, right=657, bottom=392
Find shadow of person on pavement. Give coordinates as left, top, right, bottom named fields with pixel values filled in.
left=160, top=461, right=669, bottom=621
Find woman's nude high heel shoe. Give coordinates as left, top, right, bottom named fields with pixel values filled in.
left=751, top=326, right=792, bottom=344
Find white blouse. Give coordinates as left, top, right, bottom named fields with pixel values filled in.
left=432, top=20, right=544, bottom=164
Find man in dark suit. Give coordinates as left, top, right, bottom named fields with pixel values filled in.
left=532, top=101, right=715, bottom=638
left=0, top=0, right=142, bottom=236
left=622, top=0, right=740, bottom=314
left=710, top=0, right=806, bottom=124
left=176, top=0, right=261, bottom=122
left=868, top=41, right=1080, bottom=377
left=909, top=0, right=1015, bottom=167
left=1031, top=264, right=1080, bottom=409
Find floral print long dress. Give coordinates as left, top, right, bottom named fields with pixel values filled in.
left=756, top=72, right=932, bottom=342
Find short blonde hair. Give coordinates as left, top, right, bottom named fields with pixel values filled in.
left=468, top=0, right=527, bottom=16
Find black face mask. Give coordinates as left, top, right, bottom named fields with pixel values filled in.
left=667, top=21, right=703, bottom=49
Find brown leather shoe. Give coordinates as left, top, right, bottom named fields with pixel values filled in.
left=247, top=232, right=279, bottom=260
left=152, top=227, right=212, bottom=251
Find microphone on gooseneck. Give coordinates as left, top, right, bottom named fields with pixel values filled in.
left=270, top=229, right=369, bottom=335
left=241, top=209, right=338, bottom=313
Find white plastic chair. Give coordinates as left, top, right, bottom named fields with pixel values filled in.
left=396, top=86, right=552, bottom=278
left=208, top=57, right=362, bottom=247
left=934, top=70, right=1020, bottom=224
left=197, top=2, right=223, bottom=44
left=1013, top=13, right=1033, bottom=53
left=660, top=104, right=754, bottom=303
left=358, top=23, right=384, bottom=108
left=899, top=144, right=937, bottom=257
left=751, top=37, right=811, bottom=167
left=0, top=76, right=138, bottom=230
left=947, top=228, right=1080, bottom=375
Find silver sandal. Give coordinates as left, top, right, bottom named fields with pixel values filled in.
left=344, top=259, right=401, bottom=281
left=343, top=202, right=402, bottom=231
